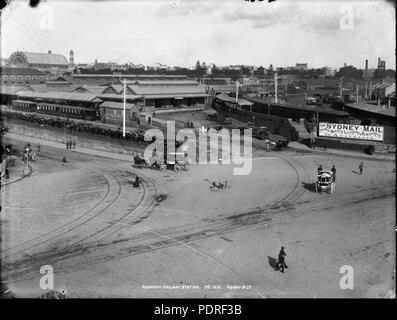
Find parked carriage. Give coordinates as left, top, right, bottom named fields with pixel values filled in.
left=133, top=155, right=150, bottom=169
left=315, top=171, right=335, bottom=194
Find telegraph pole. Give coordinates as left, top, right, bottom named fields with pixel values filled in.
left=274, top=72, right=278, bottom=103
left=123, top=78, right=126, bottom=137
left=235, top=81, right=240, bottom=103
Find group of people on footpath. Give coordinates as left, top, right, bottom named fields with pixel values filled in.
left=66, top=140, right=76, bottom=150
left=184, top=121, right=194, bottom=128
left=317, top=161, right=364, bottom=179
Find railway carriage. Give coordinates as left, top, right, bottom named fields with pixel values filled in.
left=11, top=100, right=99, bottom=121
left=11, top=91, right=102, bottom=121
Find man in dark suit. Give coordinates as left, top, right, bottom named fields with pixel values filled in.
left=276, top=246, right=288, bottom=273
left=331, top=165, right=336, bottom=182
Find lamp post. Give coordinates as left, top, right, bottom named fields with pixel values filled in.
left=123, top=78, right=126, bottom=138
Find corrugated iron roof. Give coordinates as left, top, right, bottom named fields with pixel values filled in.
left=19, top=52, right=68, bottom=65
left=143, top=93, right=208, bottom=99
left=96, top=93, right=142, bottom=100
left=345, top=102, right=396, bottom=117
left=100, top=101, right=140, bottom=111
left=76, top=85, right=108, bottom=94
left=0, top=85, right=27, bottom=95
left=216, top=93, right=253, bottom=106
left=128, top=84, right=207, bottom=96
left=72, top=74, right=188, bottom=78
left=17, top=90, right=102, bottom=103
left=26, top=83, right=79, bottom=93
left=203, top=79, right=228, bottom=85
left=126, top=80, right=199, bottom=86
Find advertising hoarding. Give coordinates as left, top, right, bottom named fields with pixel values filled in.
left=318, top=122, right=384, bottom=142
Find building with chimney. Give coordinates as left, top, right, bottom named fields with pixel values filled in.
left=377, top=57, right=386, bottom=70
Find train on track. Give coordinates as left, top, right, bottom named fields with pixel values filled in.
left=211, top=93, right=292, bottom=148
left=11, top=100, right=99, bottom=121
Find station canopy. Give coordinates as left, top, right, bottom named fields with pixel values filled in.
left=17, top=90, right=103, bottom=103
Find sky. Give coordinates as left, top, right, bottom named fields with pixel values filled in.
left=1, top=0, right=395, bottom=69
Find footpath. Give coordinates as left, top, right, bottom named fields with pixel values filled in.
left=1, top=157, right=32, bottom=188
left=5, top=132, right=134, bottom=163
left=5, top=131, right=395, bottom=165
left=288, top=141, right=395, bottom=162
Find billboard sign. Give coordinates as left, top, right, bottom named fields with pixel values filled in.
left=318, top=122, right=384, bottom=142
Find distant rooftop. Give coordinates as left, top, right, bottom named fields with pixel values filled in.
left=125, top=80, right=199, bottom=86
left=72, top=74, right=188, bottom=78
left=0, top=67, right=44, bottom=76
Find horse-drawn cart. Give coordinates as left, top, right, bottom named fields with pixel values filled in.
left=315, top=171, right=335, bottom=194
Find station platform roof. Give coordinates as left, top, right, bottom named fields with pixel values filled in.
left=100, top=101, right=140, bottom=112
left=16, top=90, right=103, bottom=103
left=345, top=102, right=396, bottom=118
left=216, top=93, right=253, bottom=106
left=247, top=96, right=349, bottom=116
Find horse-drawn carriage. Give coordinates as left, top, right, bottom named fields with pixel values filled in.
left=315, top=171, right=335, bottom=194
left=133, top=155, right=150, bottom=169
left=133, top=154, right=189, bottom=172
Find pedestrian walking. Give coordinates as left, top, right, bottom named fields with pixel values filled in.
left=275, top=246, right=288, bottom=273
left=62, top=156, right=67, bottom=163
left=359, top=161, right=364, bottom=175
left=37, top=143, right=41, bottom=153
left=317, top=164, right=323, bottom=175
left=331, top=165, right=336, bottom=182
left=72, top=140, right=76, bottom=149
left=65, top=140, right=69, bottom=149
left=224, top=180, right=227, bottom=189
left=133, top=175, right=140, bottom=188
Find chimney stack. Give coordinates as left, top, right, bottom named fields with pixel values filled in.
left=69, top=49, right=74, bottom=66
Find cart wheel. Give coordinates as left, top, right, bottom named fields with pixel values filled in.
left=159, top=165, right=165, bottom=171
left=174, top=164, right=181, bottom=172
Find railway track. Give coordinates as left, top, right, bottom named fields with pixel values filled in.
left=2, top=144, right=394, bottom=287
left=1, top=151, right=322, bottom=278
left=2, top=143, right=159, bottom=258
left=3, top=165, right=122, bottom=257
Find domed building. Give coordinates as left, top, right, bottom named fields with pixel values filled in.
left=7, top=50, right=71, bottom=74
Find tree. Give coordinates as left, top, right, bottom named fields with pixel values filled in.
left=335, top=66, right=363, bottom=80
left=253, top=66, right=265, bottom=77
left=195, top=60, right=201, bottom=70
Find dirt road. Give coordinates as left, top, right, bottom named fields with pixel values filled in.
left=1, top=135, right=395, bottom=298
